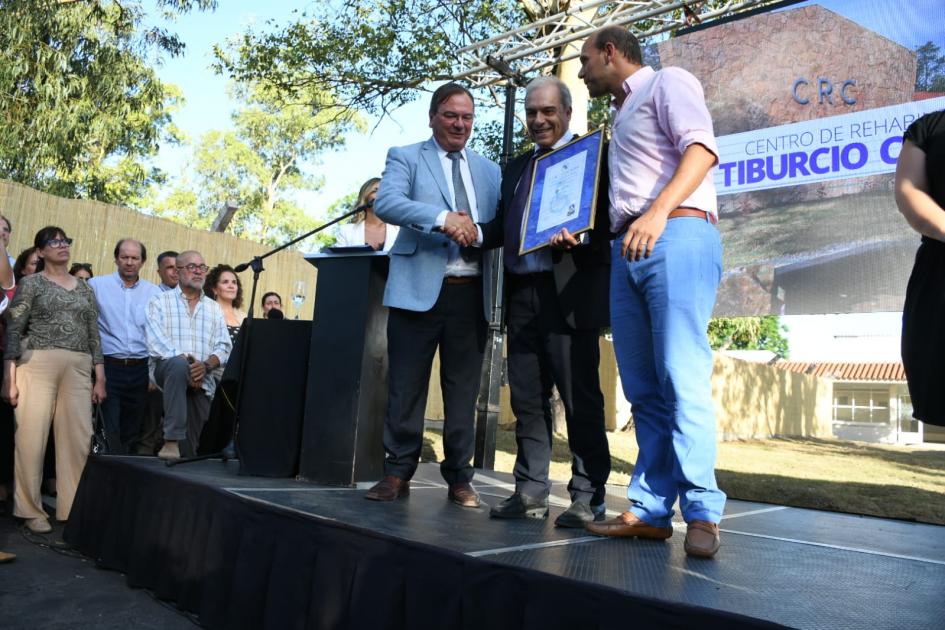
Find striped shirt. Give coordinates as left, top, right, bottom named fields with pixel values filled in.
left=145, top=287, right=232, bottom=397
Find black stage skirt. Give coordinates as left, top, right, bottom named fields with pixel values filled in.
left=902, top=237, right=945, bottom=426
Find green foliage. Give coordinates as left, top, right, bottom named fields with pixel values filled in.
left=149, top=83, right=364, bottom=247
left=0, top=0, right=215, bottom=203
left=213, top=0, right=527, bottom=117
left=915, top=41, right=945, bottom=92
left=708, top=316, right=789, bottom=359
left=468, top=117, right=533, bottom=165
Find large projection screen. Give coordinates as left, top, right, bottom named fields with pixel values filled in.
left=653, top=0, right=945, bottom=316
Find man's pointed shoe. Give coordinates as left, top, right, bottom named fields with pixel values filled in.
left=585, top=511, right=673, bottom=539
left=448, top=482, right=480, bottom=508
left=554, top=501, right=606, bottom=528
left=489, top=493, right=548, bottom=519
left=684, top=520, right=720, bottom=558
left=364, top=476, right=409, bottom=501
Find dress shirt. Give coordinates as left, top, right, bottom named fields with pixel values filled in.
left=145, top=288, right=232, bottom=397
left=609, top=66, right=719, bottom=232
left=336, top=220, right=401, bottom=251
left=159, top=283, right=176, bottom=292
left=430, top=139, right=481, bottom=277
left=506, top=131, right=576, bottom=275
left=89, top=272, right=160, bottom=359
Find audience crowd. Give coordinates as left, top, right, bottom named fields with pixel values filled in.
left=0, top=216, right=288, bottom=542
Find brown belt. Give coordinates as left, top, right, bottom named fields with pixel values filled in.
left=104, top=355, right=148, bottom=366
left=668, top=207, right=717, bottom=224
left=444, top=276, right=477, bottom=285
left=617, top=207, right=717, bottom=234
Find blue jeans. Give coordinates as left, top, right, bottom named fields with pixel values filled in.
left=610, top=217, right=725, bottom=526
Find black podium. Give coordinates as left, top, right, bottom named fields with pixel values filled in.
left=299, top=251, right=389, bottom=486
left=200, top=320, right=312, bottom=477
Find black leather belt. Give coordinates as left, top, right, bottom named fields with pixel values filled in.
left=104, top=356, right=148, bottom=366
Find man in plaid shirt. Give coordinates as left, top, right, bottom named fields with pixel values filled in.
left=146, top=250, right=231, bottom=461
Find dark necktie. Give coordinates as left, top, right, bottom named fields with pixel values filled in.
left=447, top=151, right=480, bottom=264
left=503, top=150, right=550, bottom=269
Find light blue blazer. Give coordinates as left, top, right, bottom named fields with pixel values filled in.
left=374, top=138, right=501, bottom=320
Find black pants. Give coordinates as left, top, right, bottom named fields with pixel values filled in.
left=505, top=272, right=610, bottom=504
left=101, top=361, right=150, bottom=454
left=383, top=280, right=486, bottom=484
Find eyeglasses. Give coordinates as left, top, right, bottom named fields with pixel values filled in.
left=46, top=238, right=73, bottom=248
left=177, top=263, right=209, bottom=273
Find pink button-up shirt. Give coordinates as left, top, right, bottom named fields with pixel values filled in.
left=608, top=66, right=719, bottom=233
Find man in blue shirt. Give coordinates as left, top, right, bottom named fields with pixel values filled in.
left=89, top=239, right=160, bottom=454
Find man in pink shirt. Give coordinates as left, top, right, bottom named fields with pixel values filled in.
left=571, top=25, right=725, bottom=558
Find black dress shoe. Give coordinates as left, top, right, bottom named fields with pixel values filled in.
left=489, top=493, right=549, bottom=519
left=554, top=501, right=606, bottom=528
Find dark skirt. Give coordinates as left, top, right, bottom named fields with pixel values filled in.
left=902, top=238, right=945, bottom=426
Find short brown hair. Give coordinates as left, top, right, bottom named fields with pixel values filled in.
left=429, top=82, right=474, bottom=117
left=591, top=26, right=643, bottom=65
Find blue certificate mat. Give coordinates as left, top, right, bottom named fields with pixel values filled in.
left=519, top=128, right=604, bottom=254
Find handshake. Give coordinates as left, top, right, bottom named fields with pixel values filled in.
left=441, top=211, right=479, bottom=247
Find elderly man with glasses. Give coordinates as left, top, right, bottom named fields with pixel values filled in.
left=145, top=250, right=231, bottom=460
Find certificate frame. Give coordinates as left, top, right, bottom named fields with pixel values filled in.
left=519, top=127, right=605, bottom=255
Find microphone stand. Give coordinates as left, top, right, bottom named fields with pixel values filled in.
left=167, top=203, right=369, bottom=467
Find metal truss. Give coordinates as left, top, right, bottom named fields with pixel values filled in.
left=456, top=0, right=769, bottom=86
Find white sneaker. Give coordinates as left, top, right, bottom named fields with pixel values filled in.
left=157, top=441, right=181, bottom=461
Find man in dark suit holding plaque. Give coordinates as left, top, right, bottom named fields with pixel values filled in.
left=475, top=76, right=611, bottom=527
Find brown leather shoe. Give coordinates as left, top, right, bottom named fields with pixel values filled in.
left=447, top=482, right=480, bottom=508
left=684, top=520, right=720, bottom=558
left=364, top=476, right=409, bottom=501
left=585, top=511, right=673, bottom=539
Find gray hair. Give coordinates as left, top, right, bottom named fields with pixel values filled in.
left=525, top=75, right=572, bottom=111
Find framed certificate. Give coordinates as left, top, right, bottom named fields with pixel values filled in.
left=519, top=128, right=605, bottom=255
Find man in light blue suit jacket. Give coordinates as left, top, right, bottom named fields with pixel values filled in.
left=367, top=83, right=501, bottom=508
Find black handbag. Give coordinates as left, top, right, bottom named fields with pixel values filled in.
left=90, top=404, right=108, bottom=455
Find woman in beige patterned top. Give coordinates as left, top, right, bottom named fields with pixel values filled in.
left=1, top=226, right=106, bottom=533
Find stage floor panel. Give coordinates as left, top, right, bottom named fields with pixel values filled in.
left=102, top=457, right=945, bottom=629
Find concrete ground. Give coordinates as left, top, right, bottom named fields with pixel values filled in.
left=0, top=500, right=194, bottom=629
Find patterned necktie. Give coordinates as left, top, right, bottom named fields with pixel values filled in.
left=504, top=148, right=551, bottom=269
left=447, top=151, right=480, bottom=264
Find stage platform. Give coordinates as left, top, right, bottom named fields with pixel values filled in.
left=64, top=456, right=945, bottom=629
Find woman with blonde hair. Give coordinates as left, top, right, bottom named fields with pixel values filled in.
left=336, top=177, right=400, bottom=251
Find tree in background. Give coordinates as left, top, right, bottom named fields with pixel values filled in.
left=0, top=0, right=215, bottom=204
left=708, top=316, right=789, bottom=359
left=149, top=83, right=364, bottom=246
left=214, top=1, right=776, bottom=165
left=915, top=41, right=945, bottom=92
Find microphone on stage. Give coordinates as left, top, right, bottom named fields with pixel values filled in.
left=266, top=308, right=285, bottom=320
left=233, top=261, right=251, bottom=273
left=353, top=200, right=374, bottom=214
